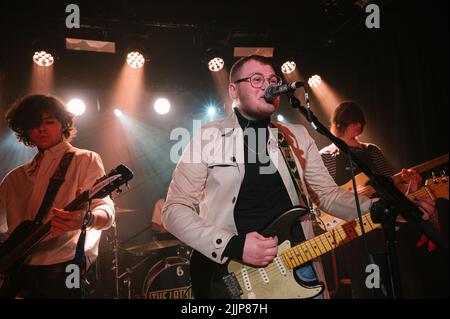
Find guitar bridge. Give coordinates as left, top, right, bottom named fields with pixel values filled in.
left=222, top=272, right=243, bottom=299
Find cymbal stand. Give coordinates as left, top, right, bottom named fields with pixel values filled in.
left=118, top=253, right=155, bottom=299
left=115, top=225, right=153, bottom=299
left=109, top=220, right=121, bottom=299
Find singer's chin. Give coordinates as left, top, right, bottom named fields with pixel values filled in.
left=264, top=104, right=278, bottom=117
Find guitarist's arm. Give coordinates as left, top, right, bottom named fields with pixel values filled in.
left=50, top=201, right=112, bottom=237
left=396, top=168, right=422, bottom=194
left=296, top=126, right=375, bottom=221
left=162, top=136, right=236, bottom=266
left=50, top=151, right=115, bottom=237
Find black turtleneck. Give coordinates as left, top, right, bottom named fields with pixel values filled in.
left=223, top=108, right=294, bottom=259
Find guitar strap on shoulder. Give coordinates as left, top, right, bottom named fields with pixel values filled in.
left=272, top=125, right=321, bottom=248
left=272, top=125, right=311, bottom=211
left=33, top=151, right=76, bottom=223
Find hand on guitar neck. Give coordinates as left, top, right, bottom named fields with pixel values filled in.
left=347, top=168, right=423, bottom=197
left=49, top=188, right=86, bottom=238
left=50, top=188, right=110, bottom=238
left=386, top=168, right=428, bottom=223
left=397, top=168, right=423, bottom=194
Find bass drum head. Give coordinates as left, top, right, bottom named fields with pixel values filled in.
left=142, top=256, right=192, bottom=299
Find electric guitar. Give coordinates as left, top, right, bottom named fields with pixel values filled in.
left=320, top=154, right=449, bottom=230
left=190, top=176, right=448, bottom=299
left=0, top=164, right=134, bottom=290
left=341, top=153, right=448, bottom=196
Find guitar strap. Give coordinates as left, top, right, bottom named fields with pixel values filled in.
left=273, top=126, right=328, bottom=239
left=271, top=124, right=324, bottom=290
left=33, top=151, right=76, bottom=223
left=271, top=125, right=310, bottom=211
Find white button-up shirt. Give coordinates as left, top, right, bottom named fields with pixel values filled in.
left=0, top=141, right=115, bottom=266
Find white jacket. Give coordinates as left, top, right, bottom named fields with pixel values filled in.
left=162, top=111, right=375, bottom=297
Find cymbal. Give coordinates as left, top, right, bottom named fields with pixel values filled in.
left=124, top=240, right=182, bottom=256
left=115, top=206, right=138, bottom=214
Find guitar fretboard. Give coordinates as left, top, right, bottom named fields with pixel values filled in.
left=280, top=185, right=437, bottom=269
left=281, top=214, right=379, bottom=269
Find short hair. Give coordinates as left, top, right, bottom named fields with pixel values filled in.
left=5, top=94, right=76, bottom=147
left=330, top=101, right=366, bottom=136
left=229, top=55, right=275, bottom=83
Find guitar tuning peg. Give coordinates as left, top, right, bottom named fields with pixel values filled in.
left=431, top=171, right=437, bottom=179
left=440, top=170, right=446, bottom=177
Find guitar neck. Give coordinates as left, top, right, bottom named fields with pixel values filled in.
left=23, top=191, right=91, bottom=249
left=281, top=185, right=435, bottom=269
left=351, top=153, right=449, bottom=197
left=64, top=191, right=90, bottom=211
left=281, top=214, right=379, bottom=270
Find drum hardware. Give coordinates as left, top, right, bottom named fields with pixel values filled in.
left=142, top=255, right=192, bottom=299
left=117, top=253, right=154, bottom=299
left=106, top=216, right=193, bottom=299
left=107, top=220, right=153, bottom=299
left=124, top=239, right=182, bottom=256
left=107, top=220, right=121, bottom=299
left=123, top=277, right=132, bottom=299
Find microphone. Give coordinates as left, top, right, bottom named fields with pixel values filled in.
left=264, top=81, right=304, bottom=103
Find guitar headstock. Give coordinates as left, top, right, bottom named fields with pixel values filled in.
left=89, top=165, right=134, bottom=200
left=425, top=176, right=448, bottom=200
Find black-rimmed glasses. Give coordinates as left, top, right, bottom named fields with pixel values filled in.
left=234, top=73, right=282, bottom=88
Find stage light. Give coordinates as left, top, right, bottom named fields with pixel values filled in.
left=126, top=51, right=145, bottom=69
left=208, top=57, right=225, bottom=72
left=33, top=51, right=54, bottom=67
left=277, top=115, right=285, bottom=122
left=154, top=98, right=170, bottom=115
left=207, top=106, right=216, bottom=116
left=114, top=109, right=123, bottom=117
left=308, top=75, right=322, bottom=88
left=281, top=61, right=296, bottom=74
left=67, top=99, right=86, bottom=116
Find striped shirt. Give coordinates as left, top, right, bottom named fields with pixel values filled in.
left=319, top=143, right=395, bottom=186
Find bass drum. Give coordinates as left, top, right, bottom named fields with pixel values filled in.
left=142, top=256, right=192, bottom=299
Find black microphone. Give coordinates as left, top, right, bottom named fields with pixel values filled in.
left=264, top=81, right=304, bottom=103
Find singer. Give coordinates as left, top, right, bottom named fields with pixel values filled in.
left=161, top=55, right=434, bottom=299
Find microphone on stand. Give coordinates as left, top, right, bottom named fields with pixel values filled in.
left=264, top=81, right=304, bottom=103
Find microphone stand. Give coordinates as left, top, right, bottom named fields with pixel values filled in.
left=287, top=91, right=449, bottom=299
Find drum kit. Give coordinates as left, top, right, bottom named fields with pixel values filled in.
left=96, top=206, right=192, bottom=299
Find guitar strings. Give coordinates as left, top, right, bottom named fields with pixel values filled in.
left=233, top=215, right=375, bottom=287
left=232, top=185, right=438, bottom=290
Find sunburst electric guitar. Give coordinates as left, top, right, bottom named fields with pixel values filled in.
left=319, top=154, right=449, bottom=230
left=190, top=176, right=448, bottom=299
